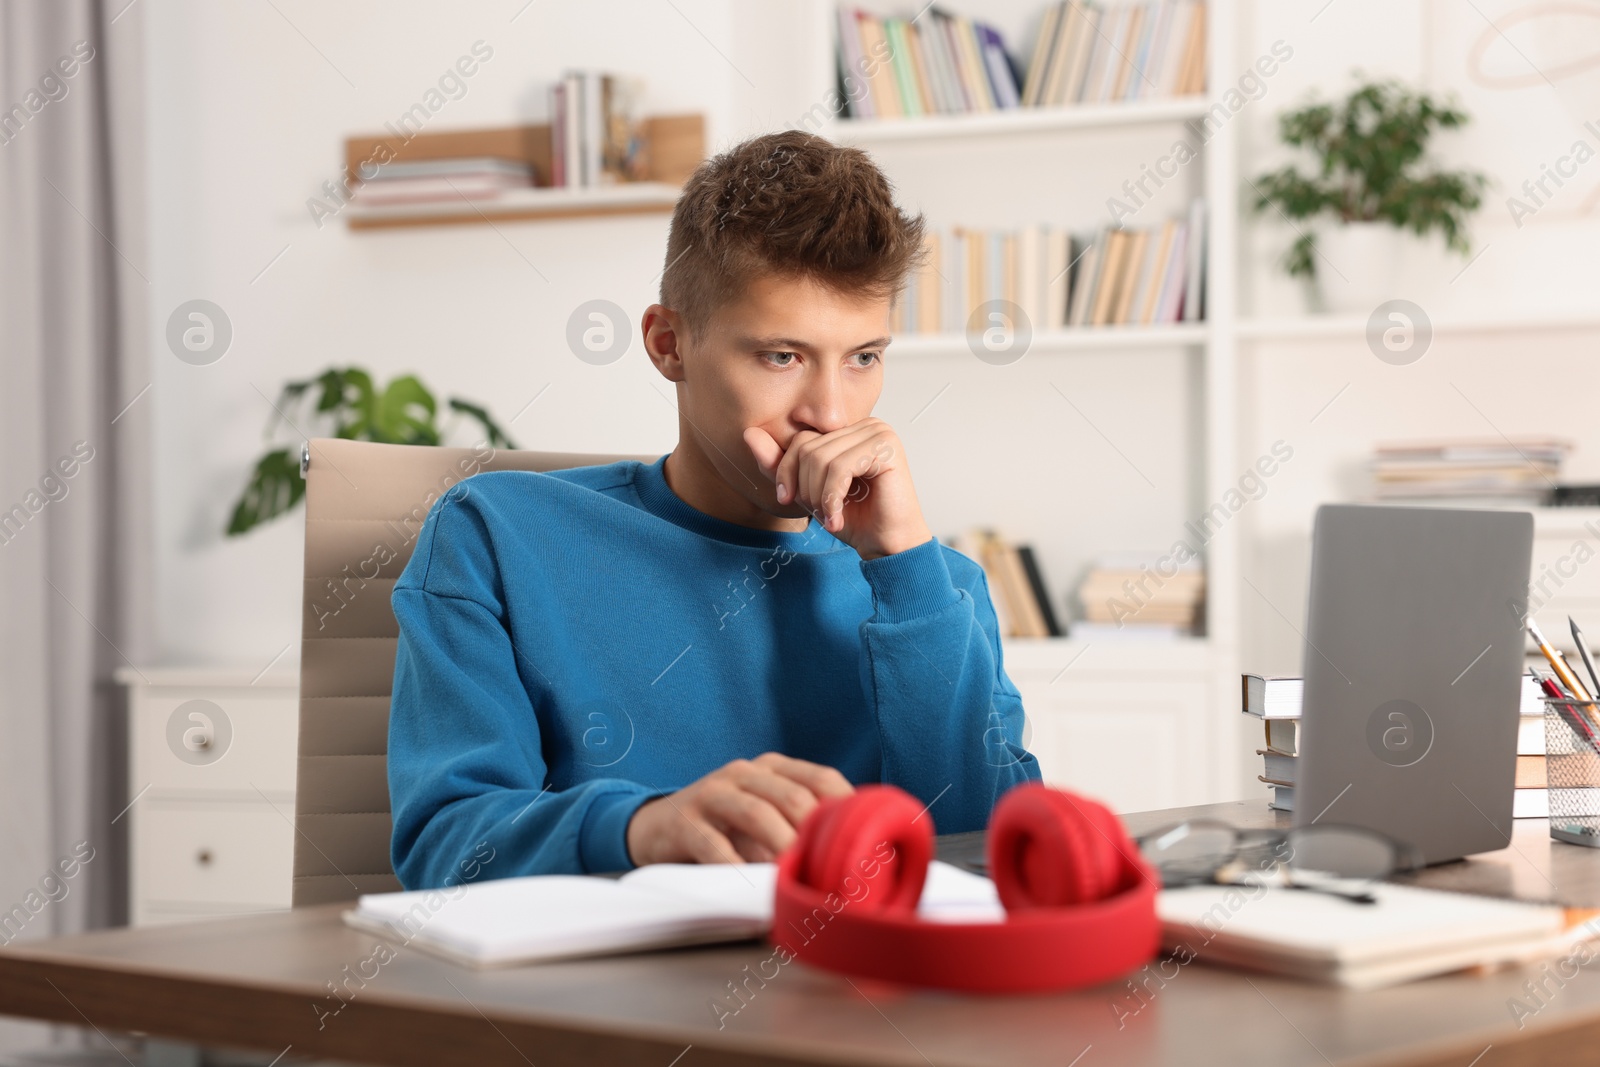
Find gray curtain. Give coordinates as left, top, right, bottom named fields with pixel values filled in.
left=0, top=0, right=150, bottom=1055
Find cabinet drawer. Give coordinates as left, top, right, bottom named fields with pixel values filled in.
left=131, top=690, right=298, bottom=797
left=135, top=803, right=294, bottom=908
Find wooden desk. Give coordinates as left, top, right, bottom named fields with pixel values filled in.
left=6, top=800, right=1600, bottom=1067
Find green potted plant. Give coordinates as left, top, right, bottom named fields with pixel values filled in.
left=1251, top=78, right=1489, bottom=313
left=227, top=366, right=517, bottom=536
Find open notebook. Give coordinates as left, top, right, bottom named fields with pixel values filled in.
left=343, top=860, right=1003, bottom=968
left=1158, top=878, right=1567, bottom=989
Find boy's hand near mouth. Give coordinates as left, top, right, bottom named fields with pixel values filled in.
left=743, top=419, right=935, bottom=562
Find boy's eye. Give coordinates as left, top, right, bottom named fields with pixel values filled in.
left=761, top=351, right=798, bottom=367
left=852, top=351, right=881, bottom=367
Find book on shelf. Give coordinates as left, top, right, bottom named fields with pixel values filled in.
left=1075, top=552, right=1204, bottom=634
left=548, top=70, right=643, bottom=189
left=351, top=157, right=534, bottom=207
left=947, top=529, right=1062, bottom=638
left=837, top=7, right=1021, bottom=120
left=890, top=201, right=1207, bottom=337
left=1245, top=672, right=1549, bottom=815
left=1369, top=437, right=1572, bottom=505
left=1021, top=1, right=1206, bottom=109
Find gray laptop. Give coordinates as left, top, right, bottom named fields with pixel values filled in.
left=1294, top=504, right=1534, bottom=865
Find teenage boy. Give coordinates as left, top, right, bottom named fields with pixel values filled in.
left=388, top=131, right=1040, bottom=888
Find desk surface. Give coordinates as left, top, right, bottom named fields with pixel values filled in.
left=6, top=800, right=1600, bottom=1067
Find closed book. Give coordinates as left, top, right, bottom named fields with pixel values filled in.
left=1178, top=0, right=1207, bottom=95
left=1022, top=1, right=1064, bottom=106
left=1016, top=545, right=1063, bottom=637
left=1153, top=222, right=1188, bottom=323
left=1108, top=5, right=1145, bottom=101
left=1138, top=220, right=1177, bottom=324
left=907, top=18, right=953, bottom=113
left=1081, top=6, right=1122, bottom=103
left=837, top=7, right=873, bottom=119
left=1256, top=749, right=1297, bottom=784
left=1265, top=718, right=1299, bottom=755
left=1157, top=2, right=1194, bottom=96
left=1066, top=240, right=1099, bottom=327
left=917, top=232, right=942, bottom=334
left=981, top=532, right=1049, bottom=638
left=884, top=19, right=923, bottom=117
left=1242, top=675, right=1304, bottom=719
left=1112, top=228, right=1150, bottom=324
left=951, top=15, right=996, bottom=111
left=1045, top=229, right=1071, bottom=329
left=859, top=16, right=901, bottom=118
left=924, top=12, right=969, bottom=111
left=1090, top=229, right=1129, bottom=326
left=953, top=531, right=1014, bottom=635
left=1058, top=2, right=1100, bottom=104
left=1183, top=198, right=1206, bottom=321
left=549, top=81, right=566, bottom=187
left=979, top=24, right=1022, bottom=108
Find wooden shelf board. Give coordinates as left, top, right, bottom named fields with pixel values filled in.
left=825, top=96, right=1212, bottom=143
left=888, top=323, right=1209, bottom=355
left=345, top=182, right=682, bottom=230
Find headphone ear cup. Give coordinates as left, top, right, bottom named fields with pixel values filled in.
left=794, top=785, right=932, bottom=915
left=988, top=785, right=1131, bottom=911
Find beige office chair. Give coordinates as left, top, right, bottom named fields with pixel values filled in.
left=292, top=437, right=660, bottom=906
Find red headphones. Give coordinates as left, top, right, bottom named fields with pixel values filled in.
left=771, top=782, right=1159, bottom=993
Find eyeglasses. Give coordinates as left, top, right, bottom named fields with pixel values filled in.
left=1134, top=820, right=1425, bottom=905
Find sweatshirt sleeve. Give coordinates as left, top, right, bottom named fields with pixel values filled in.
left=387, top=493, right=659, bottom=888
left=856, top=536, right=1042, bottom=833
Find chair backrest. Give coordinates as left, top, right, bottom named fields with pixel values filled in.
left=292, top=437, right=660, bottom=906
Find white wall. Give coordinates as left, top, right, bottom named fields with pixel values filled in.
left=143, top=0, right=1600, bottom=703
left=143, top=0, right=826, bottom=667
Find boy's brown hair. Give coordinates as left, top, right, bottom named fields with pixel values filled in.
left=659, top=130, right=925, bottom=337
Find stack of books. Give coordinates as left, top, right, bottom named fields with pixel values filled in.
left=1371, top=438, right=1572, bottom=506
left=1073, top=553, right=1205, bottom=637
left=947, top=529, right=1062, bottom=637
left=1021, top=0, right=1208, bottom=107
left=549, top=70, right=642, bottom=188
left=837, top=8, right=1022, bottom=119
left=1243, top=673, right=1548, bottom=816
left=891, top=201, right=1207, bottom=336
left=351, top=157, right=534, bottom=207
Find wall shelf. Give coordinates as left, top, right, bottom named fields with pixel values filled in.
left=825, top=95, right=1211, bottom=143
left=345, top=182, right=684, bottom=230
left=341, top=114, right=704, bottom=231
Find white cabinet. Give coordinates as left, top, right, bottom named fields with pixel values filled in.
left=116, top=667, right=299, bottom=927
left=1003, top=637, right=1214, bottom=814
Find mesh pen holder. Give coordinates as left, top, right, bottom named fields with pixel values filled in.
left=1544, top=696, right=1600, bottom=847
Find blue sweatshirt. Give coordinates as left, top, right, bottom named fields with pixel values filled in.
left=387, top=454, right=1041, bottom=887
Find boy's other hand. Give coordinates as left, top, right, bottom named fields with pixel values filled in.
left=744, top=420, right=934, bottom=561
left=624, top=752, right=855, bottom=866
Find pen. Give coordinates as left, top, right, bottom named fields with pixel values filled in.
left=1571, top=617, right=1600, bottom=702
left=1529, top=620, right=1594, bottom=702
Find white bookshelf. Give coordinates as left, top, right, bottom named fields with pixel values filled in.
left=824, top=94, right=1211, bottom=141
left=888, top=323, right=1210, bottom=355
left=807, top=0, right=1241, bottom=810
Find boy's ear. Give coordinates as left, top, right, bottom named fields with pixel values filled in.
left=642, top=304, right=687, bottom=383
